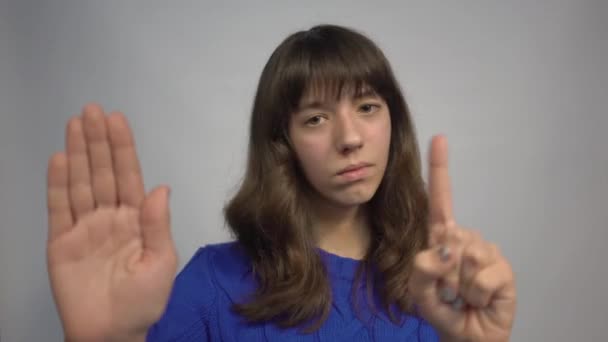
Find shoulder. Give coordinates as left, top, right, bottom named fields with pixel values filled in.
left=200, top=240, right=251, bottom=273
left=176, top=240, right=256, bottom=304
left=146, top=241, right=255, bottom=341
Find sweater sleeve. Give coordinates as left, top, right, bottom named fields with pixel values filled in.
left=146, top=246, right=218, bottom=342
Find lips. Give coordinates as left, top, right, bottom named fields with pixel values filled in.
left=337, top=162, right=372, bottom=175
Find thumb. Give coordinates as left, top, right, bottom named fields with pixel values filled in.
left=140, top=185, right=172, bottom=254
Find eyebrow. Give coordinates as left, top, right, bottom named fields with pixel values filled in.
left=296, top=88, right=380, bottom=113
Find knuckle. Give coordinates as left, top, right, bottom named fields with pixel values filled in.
left=488, top=242, right=501, bottom=257
left=412, top=253, right=429, bottom=271
left=464, top=246, right=484, bottom=264
left=442, top=275, right=460, bottom=289
left=500, top=258, right=514, bottom=277
left=453, top=228, right=465, bottom=242
left=473, top=273, right=494, bottom=294
left=469, top=229, right=483, bottom=241
left=445, top=218, right=457, bottom=228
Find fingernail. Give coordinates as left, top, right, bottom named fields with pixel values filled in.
left=439, top=286, right=457, bottom=303
left=438, top=245, right=451, bottom=262
left=451, top=296, right=464, bottom=311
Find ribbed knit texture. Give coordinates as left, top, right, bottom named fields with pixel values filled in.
left=146, top=242, right=438, bottom=341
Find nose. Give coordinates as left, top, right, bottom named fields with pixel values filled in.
left=335, top=110, right=363, bottom=154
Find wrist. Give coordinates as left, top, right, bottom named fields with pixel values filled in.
left=65, top=331, right=146, bottom=342
left=439, top=335, right=509, bottom=342
left=439, top=335, right=466, bottom=342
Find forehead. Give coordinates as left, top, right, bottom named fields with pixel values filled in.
left=298, top=80, right=379, bottom=104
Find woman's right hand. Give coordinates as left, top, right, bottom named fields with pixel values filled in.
left=46, top=103, right=178, bottom=341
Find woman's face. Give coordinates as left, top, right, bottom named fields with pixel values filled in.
left=288, top=86, right=392, bottom=209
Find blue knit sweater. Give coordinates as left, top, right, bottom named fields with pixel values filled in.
left=146, top=241, right=438, bottom=341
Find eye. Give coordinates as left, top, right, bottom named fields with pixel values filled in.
left=305, top=115, right=326, bottom=126
left=359, top=103, right=380, bottom=114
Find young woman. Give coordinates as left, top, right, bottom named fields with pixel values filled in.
left=46, top=25, right=516, bottom=341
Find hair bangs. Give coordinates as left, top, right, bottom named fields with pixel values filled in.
left=278, top=28, right=392, bottom=114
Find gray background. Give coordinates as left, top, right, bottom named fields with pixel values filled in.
left=1, top=0, right=606, bottom=341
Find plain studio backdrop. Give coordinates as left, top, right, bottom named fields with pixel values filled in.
left=1, top=1, right=606, bottom=341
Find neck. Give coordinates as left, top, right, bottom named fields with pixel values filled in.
left=311, top=198, right=371, bottom=260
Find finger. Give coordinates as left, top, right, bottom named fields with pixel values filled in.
left=437, top=228, right=469, bottom=294
left=47, top=152, right=74, bottom=242
left=82, top=103, right=117, bottom=206
left=461, top=258, right=512, bottom=309
left=428, top=135, right=455, bottom=239
left=409, top=245, right=458, bottom=306
left=460, top=239, right=498, bottom=301
left=410, top=245, right=464, bottom=323
left=66, top=116, right=95, bottom=219
left=107, top=112, right=145, bottom=208
left=140, top=186, right=172, bottom=254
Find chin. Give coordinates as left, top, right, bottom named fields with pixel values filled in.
left=312, top=178, right=381, bottom=208
left=329, top=189, right=376, bottom=207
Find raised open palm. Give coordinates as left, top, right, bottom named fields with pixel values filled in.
left=46, top=104, right=177, bottom=341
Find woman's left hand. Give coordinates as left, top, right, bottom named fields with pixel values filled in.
left=408, top=135, right=517, bottom=342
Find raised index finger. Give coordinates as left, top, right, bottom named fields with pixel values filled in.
left=428, top=135, right=455, bottom=227
left=107, top=112, right=145, bottom=208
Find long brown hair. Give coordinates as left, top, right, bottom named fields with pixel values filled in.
left=223, top=24, right=429, bottom=332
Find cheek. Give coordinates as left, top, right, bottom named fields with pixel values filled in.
left=292, top=136, right=331, bottom=180
left=368, top=114, right=392, bottom=154
left=297, top=140, right=326, bottom=168
left=382, top=120, right=392, bottom=152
